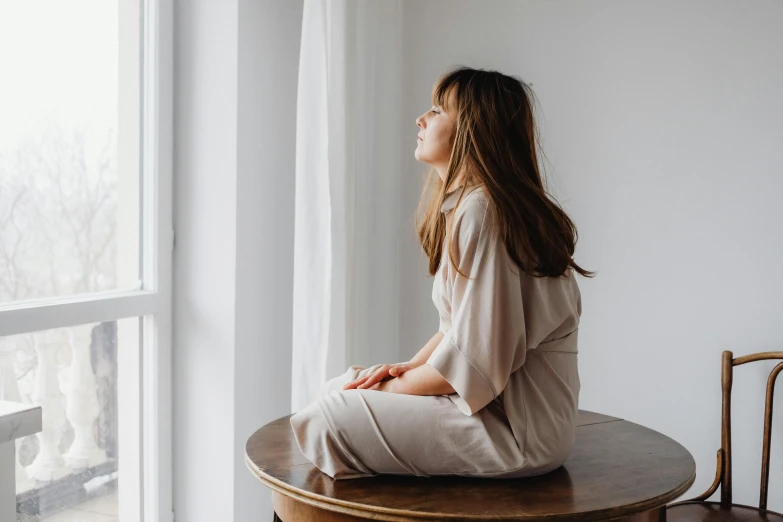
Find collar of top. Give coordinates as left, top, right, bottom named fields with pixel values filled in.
left=440, top=184, right=480, bottom=214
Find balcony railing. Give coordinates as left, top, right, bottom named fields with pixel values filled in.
left=0, top=322, right=118, bottom=519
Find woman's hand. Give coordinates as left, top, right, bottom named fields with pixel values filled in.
left=342, top=362, right=419, bottom=391
left=366, top=379, right=395, bottom=393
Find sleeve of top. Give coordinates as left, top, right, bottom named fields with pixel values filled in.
left=426, top=202, right=527, bottom=416
left=437, top=312, right=452, bottom=335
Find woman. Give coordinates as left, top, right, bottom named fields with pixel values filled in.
left=290, top=66, right=594, bottom=480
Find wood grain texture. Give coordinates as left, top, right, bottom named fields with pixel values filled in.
left=274, top=492, right=668, bottom=522
left=246, top=410, right=694, bottom=521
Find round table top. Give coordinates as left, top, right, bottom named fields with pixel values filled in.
left=245, top=410, right=695, bottom=521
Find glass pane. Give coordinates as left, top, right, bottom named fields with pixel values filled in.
left=0, top=0, right=141, bottom=304
left=2, top=317, right=140, bottom=521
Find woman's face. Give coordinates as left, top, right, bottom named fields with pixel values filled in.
left=414, top=99, right=456, bottom=179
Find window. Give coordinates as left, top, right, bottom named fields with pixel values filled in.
left=0, top=1, right=172, bottom=520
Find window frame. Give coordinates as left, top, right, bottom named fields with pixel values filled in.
left=0, top=0, right=173, bottom=520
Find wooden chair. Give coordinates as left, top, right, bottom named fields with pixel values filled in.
left=667, top=350, right=783, bottom=521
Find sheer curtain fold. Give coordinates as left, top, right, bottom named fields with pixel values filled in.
left=292, top=0, right=402, bottom=413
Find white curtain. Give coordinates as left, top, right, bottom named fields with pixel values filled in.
left=291, top=0, right=403, bottom=413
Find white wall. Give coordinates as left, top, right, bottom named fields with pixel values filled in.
left=234, top=0, right=302, bottom=519
left=173, top=0, right=302, bottom=520
left=173, top=0, right=238, bottom=519
left=399, top=0, right=783, bottom=509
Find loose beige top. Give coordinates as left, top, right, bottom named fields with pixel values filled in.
left=426, top=183, right=582, bottom=471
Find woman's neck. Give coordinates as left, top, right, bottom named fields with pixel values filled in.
left=444, top=171, right=468, bottom=193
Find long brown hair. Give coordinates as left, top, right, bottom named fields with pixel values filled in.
left=415, top=66, right=595, bottom=280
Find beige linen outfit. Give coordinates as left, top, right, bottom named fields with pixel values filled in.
left=290, top=184, right=582, bottom=480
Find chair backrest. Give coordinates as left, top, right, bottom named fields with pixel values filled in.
left=718, top=350, right=783, bottom=509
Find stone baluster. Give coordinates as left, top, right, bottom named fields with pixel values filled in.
left=0, top=339, right=29, bottom=486
left=64, top=325, right=105, bottom=469
left=26, top=330, right=69, bottom=482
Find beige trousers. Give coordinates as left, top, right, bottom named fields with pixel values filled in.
left=289, top=364, right=528, bottom=480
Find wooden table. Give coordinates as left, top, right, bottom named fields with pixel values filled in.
left=246, top=410, right=695, bottom=521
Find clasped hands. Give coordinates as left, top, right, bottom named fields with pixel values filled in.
left=342, top=362, right=419, bottom=393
